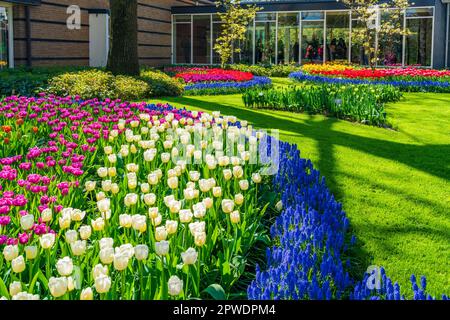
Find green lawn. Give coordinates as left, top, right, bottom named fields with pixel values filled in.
left=150, top=84, right=450, bottom=298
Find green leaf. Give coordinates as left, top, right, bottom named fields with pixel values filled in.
left=37, top=271, right=49, bottom=290
left=204, top=284, right=226, bottom=300
left=0, top=277, right=10, bottom=299
left=28, top=272, right=40, bottom=294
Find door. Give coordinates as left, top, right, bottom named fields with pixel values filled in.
left=89, top=13, right=109, bottom=67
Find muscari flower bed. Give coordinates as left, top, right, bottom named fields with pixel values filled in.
left=0, top=94, right=447, bottom=300
left=291, top=68, right=450, bottom=93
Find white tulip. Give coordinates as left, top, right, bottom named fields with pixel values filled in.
left=11, top=256, right=25, bottom=273
left=99, top=238, right=114, bottom=250
left=20, top=214, right=34, bottom=231
left=79, top=225, right=92, bottom=240
left=91, top=217, right=105, bottom=232
left=239, top=179, right=249, bottom=191
left=193, top=202, right=206, bottom=219
left=40, top=233, right=56, bottom=249
left=189, top=221, right=206, bottom=236
left=234, top=193, right=244, bottom=206
left=113, top=252, right=129, bottom=271
left=71, top=240, right=87, bottom=256
left=71, top=209, right=86, bottom=222
left=65, top=230, right=78, bottom=244
left=111, top=183, right=119, bottom=194
left=104, top=146, right=113, bottom=155
left=275, top=200, right=283, bottom=212
left=189, top=171, right=200, bottom=182
left=94, top=275, right=111, bottom=293
left=124, top=193, right=138, bottom=207
left=56, top=257, right=73, bottom=276
left=80, top=287, right=93, bottom=300
left=167, top=176, right=178, bottom=189
left=223, top=169, right=232, bottom=181
left=151, top=214, right=162, bottom=227
left=24, top=246, right=37, bottom=260
left=148, top=173, right=159, bottom=185
left=166, top=220, right=178, bottom=235
left=119, top=214, right=132, bottom=228
left=168, top=276, right=183, bottom=296
left=181, top=247, right=198, bottom=265
left=233, top=166, right=244, bottom=179
left=9, top=281, right=22, bottom=297
left=92, top=264, right=108, bottom=279
left=48, top=277, right=68, bottom=298
left=108, top=167, right=117, bottom=177
left=179, top=209, right=193, bottom=223
left=252, top=172, right=262, bottom=184
left=97, top=167, right=108, bottom=178
left=212, top=186, right=222, bottom=198
left=134, top=245, right=149, bottom=261
left=85, top=181, right=96, bottom=192
left=99, top=247, right=114, bottom=265
left=230, top=210, right=241, bottom=224
left=221, top=199, right=235, bottom=214
left=3, top=245, right=19, bottom=261
left=143, top=193, right=157, bottom=206
left=132, top=215, right=147, bottom=233
left=155, top=241, right=170, bottom=256
left=148, top=207, right=159, bottom=219
left=202, top=197, right=213, bottom=209
left=194, top=232, right=206, bottom=247
left=155, top=226, right=168, bottom=241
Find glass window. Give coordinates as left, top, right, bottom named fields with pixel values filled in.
left=255, top=20, right=276, bottom=64
left=302, top=12, right=324, bottom=21
left=174, top=20, right=192, bottom=64
left=378, top=9, right=404, bottom=66
left=0, top=7, right=9, bottom=68
left=301, top=20, right=324, bottom=64
left=277, top=13, right=300, bottom=64
left=233, top=25, right=253, bottom=64
left=193, top=15, right=211, bottom=64
left=325, top=11, right=349, bottom=62
left=350, top=19, right=372, bottom=66
left=405, top=17, right=433, bottom=67
left=406, top=8, right=433, bottom=18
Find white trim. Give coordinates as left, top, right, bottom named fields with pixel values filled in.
left=0, top=1, right=13, bottom=68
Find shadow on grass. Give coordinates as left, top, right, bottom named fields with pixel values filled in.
left=162, top=95, right=450, bottom=284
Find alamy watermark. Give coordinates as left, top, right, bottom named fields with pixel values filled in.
left=66, top=5, right=81, bottom=30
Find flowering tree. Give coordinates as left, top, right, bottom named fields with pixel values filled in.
left=214, top=0, right=260, bottom=68
left=341, top=0, right=410, bottom=70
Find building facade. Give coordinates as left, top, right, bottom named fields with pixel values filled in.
left=0, top=0, right=213, bottom=68
left=172, top=0, right=450, bottom=69
left=0, top=0, right=449, bottom=69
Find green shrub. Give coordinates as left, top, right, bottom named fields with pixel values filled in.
left=47, top=70, right=116, bottom=99
left=242, top=84, right=402, bottom=127
left=140, top=69, right=184, bottom=97
left=114, top=76, right=151, bottom=100
left=47, top=70, right=153, bottom=100
left=0, top=66, right=89, bottom=96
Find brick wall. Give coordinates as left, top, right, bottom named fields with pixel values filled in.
left=12, top=0, right=209, bottom=67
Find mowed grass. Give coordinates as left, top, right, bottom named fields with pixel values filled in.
left=150, top=83, right=450, bottom=298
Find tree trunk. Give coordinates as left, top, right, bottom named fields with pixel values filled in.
left=107, top=0, right=139, bottom=76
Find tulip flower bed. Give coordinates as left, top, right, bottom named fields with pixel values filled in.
left=0, top=94, right=447, bottom=301
left=296, top=66, right=450, bottom=93
left=184, top=76, right=273, bottom=96
left=0, top=95, right=278, bottom=300
left=242, top=84, right=402, bottom=126
left=166, top=67, right=272, bottom=95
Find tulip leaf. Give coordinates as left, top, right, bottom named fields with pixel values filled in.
left=37, top=271, right=49, bottom=290
left=0, top=277, right=9, bottom=299
left=204, top=284, right=226, bottom=300
left=28, top=272, right=40, bottom=294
